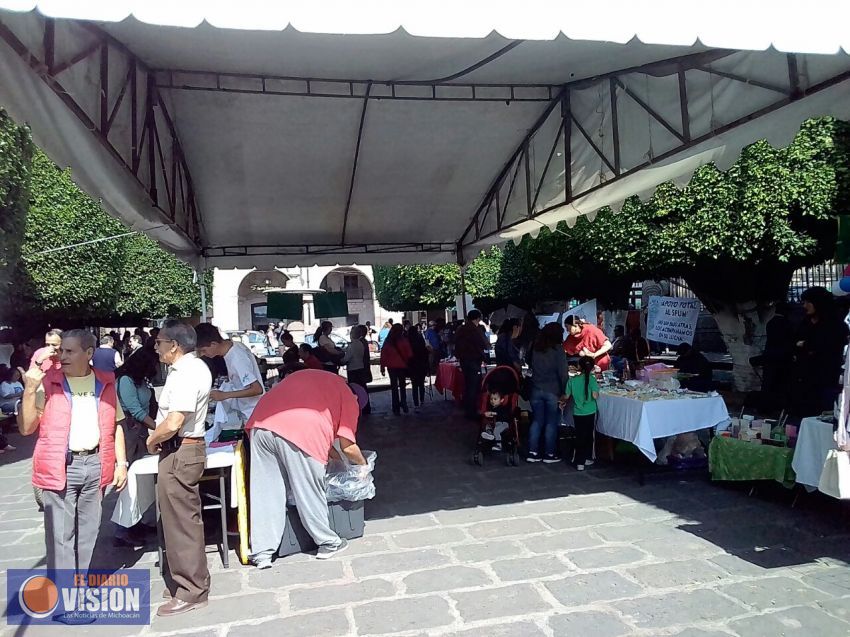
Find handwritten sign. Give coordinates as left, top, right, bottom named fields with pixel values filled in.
left=563, top=299, right=597, bottom=325
left=647, top=296, right=700, bottom=345
left=536, top=313, right=560, bottom=328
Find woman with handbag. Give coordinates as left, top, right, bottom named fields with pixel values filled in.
left=314, top=321, right=344, bottom=372
left=526, top=323, right=569, bottom=463
left=380, top=324, right=413, bottom=415
left=113, top=349, right=159, bottom=546
left=116, top=350, right=159, bottom=464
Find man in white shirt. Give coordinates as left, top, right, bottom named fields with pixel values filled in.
left=146, top=320, right=211, bottom=617
left=194, top=323, right=265, bottom=424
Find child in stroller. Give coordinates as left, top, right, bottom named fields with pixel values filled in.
left=472, top=366, right=521, bottom=466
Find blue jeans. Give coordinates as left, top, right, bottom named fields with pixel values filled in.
left=529, top=388, right=560, bottom=457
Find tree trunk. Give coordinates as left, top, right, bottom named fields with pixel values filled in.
left=708, top=300, right=774, bottom=393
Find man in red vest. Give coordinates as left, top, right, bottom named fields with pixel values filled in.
left=18, top=329, right=127, bottom=582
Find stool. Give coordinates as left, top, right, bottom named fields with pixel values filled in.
left=154, top=467, right=231, bottom=575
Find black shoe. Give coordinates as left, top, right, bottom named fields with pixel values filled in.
left=543, top=454, right=562, bottom=464
left=401, top=404, right=409, bottom=414
left=392, top=409, right=400, bottom=416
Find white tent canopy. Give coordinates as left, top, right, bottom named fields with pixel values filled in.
left=1, top=2, right=849, bottom=268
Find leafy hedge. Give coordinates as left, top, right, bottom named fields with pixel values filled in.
left=0, top=113, right=208, bottom=327
left=0, top=109, right=33, bottom=308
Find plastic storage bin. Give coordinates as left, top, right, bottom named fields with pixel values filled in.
left=278, top=500, right=365, bottom=557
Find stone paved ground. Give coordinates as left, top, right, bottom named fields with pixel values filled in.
left=2, top=390, right=850, bottom=636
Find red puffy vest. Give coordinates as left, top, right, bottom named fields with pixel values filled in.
left=32, top=368, right=118, bottom=490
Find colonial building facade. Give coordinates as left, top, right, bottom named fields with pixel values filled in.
left=211, top=266, right=401, bottom=332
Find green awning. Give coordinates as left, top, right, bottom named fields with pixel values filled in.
left=267, top=293, right=303, bottom=320
left=314, top=292, right=349, bottom=318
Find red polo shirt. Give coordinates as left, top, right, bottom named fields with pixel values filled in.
left=246, top=369, right=359, bottom=464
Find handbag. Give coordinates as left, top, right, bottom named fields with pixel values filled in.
left=818, top=450, right=850, bottom=499
left=819, top=378, right=850, bottom=499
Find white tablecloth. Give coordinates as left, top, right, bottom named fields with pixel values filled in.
left=596, top=393, right=730, bottom=462
left=791, top=417, right=835, bottom=490
left=111, top=445, right=237, bottom=528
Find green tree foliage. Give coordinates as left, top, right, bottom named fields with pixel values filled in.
left=374, top=247, right=502, bottom=311
left=0, top=109, right=33, bottom=306
left=3, top=148, right=206, bottom=326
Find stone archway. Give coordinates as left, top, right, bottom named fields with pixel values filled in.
left=318, top=267, right=376, bottom=328
left=237, top=270, right=291, bottom=330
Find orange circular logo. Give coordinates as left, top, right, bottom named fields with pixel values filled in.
left=19, top=575, right=59, bottom=618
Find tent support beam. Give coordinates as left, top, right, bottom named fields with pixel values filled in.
left=204, top=242, right=456, bottom=259
left=341, top=81, right=372, bottom=245
left=155, top=69, right=557, bottom=102
left=458, top=51, right=850, bottom=253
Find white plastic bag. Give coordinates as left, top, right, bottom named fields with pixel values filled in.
left=325, top=450, right=377, bottom=502
left=818, top=450, right=850, bottom=499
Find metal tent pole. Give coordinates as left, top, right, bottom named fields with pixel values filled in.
left=460, top=267, right=468, bottom=318
left=197, top=269, right=208, bottom=322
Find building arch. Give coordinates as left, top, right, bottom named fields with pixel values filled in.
left=318, top=266, right=375, bottom=328
left=236, top=269, right=291, bottom=330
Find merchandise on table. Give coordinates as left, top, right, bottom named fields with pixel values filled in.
left=708, top=436, right=796, bottom=487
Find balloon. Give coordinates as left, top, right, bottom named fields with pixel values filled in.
left=350, top=383, right=369, bottom=411
left=832, top=280, right=849, bottom=296
left=840, top=276, right=850, bottom=293
left=843, top=265, right=850, bottom=277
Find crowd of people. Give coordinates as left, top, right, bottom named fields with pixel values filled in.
left=3, top=320, right=366, bottom=621
left=4, top=286, right=844, bottom=622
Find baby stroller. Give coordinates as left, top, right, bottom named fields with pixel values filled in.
left=471, top=366, right=522, bottom=467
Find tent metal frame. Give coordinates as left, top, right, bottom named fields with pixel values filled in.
left=2, top=13, right=849, bottom=265
left=0, top=16, right=201, bottom=247
left=456, top=50, right=850, bottom=262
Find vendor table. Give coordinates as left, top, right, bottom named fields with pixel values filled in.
left=709, top=436, right=796, bottom=487
left=596, top=391, right=730, bottom=462
left=111, top=444, right=238, bottom=571
left=111, top=444, right=238, bottom=528
left=435, top=361, right=464, bottom=403
left=791, top=417, right=836, bottom=490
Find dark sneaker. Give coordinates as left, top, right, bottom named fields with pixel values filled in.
left=526, top=452, right=541, bottom=463
left=543, top=454, right=562, bottom=464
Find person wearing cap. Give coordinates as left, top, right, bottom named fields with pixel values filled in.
left=246, top=369, right=367, bottom=569
left=146, top=320, right=212, bottom=617
left=454, top=310, right=490, bottom=419
left=563, top=315, right=612, bottom=371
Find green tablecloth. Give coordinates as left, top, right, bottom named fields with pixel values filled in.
left=708, top=436, right=796, bottom=488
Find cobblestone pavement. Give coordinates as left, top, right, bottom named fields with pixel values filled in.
left=2, top=391, right=850, bottom=636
